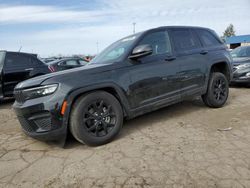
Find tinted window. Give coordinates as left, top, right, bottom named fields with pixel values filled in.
left=198, top=29, right=221, bottom=46
left=5, top=53, right=32, bottom=68
left=65, top=60, right=79, bottom=66
left=138, top=31, right=171, bottom=55
left=171, top=29, right=200, bottom=52
left=231, top=46, right=250, bottom=58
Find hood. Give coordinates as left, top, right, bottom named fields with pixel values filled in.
left=232, top=57, right=250, bottom=66
left=15, top=63, right=117, bottom=89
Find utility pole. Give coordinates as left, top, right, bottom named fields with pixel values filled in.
left=133, top=22, right=136, bottom=34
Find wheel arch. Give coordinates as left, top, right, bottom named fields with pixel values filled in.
left=63, top=83, right=130, bottom=128
left=209, top=61, right=231, bottom=81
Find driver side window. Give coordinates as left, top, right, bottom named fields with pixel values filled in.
left=138, top=31, right=171, bottom=55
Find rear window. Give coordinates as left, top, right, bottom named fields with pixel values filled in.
left=171, top=29, right=201, bottom=52
left=197, top=29, right=222, bottom=47
left=65, top=60, right=79, bottom=66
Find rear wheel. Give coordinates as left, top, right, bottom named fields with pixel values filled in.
left=202, top=72, right=229, bottom=108
left=70, top=91, right=123, bottom=146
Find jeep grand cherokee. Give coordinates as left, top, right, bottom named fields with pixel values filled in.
left=13, top=26, right=233, bottom=146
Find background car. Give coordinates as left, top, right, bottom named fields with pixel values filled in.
left=47, top=57, right=88, bottom=72
left=41, top=57, right=58, bottom=63
left=0, top=51, right=51, bottom=100
left=230, top=46, right=250, bottom=85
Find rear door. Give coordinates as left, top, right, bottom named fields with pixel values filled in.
left=2, top=53, right=33, bottom=96
left=169, top=28, right=207, bottom=98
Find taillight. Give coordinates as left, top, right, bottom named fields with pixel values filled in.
left=48, top=65, right=56, bottom=72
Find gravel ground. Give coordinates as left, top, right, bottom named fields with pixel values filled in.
left=0, top=87, right=250, bottom=188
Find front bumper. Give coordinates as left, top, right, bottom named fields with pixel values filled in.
left=13, top=93, right=67, bottom=142
left=231, top=72, right=250, bottom=84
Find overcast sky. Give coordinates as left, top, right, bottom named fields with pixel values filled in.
left=0, top=0, right=250, bottom=57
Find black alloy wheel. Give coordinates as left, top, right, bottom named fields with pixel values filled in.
left=70, top=91, right=123, bottom=146
left=83, top=100, right=116, bottom=137
left=202, top=72, right=229, bottom=108
left=213, top=78, right=227, bottom=102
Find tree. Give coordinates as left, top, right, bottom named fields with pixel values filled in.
left=223, top=24, right=236, bottom=37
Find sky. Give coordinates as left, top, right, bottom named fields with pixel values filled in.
left=0, top=0, right=250, bottom=57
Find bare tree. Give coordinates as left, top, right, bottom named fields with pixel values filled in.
left=223, top=24, right=236, bottom=37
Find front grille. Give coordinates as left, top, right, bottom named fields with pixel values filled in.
left=18, top=116, right=37, bottom=133
left=17, top=114, right=52, bottom=133
left=233, top=72, right=246, bottom=78
left=14, top=90, right=26, bottom=103
left=34, top=118, right=52, bottom=131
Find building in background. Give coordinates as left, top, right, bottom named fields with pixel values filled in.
left=225, top=34, right=250, bottom=49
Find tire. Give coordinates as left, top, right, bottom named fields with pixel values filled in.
left=202, top=72, right=229, bottom=108
left=70, top=91, right=123, bottom=146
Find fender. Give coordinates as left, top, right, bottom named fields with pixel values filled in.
left=62, top=82, right=131, bottom=128
left=203, top=59, right=232, bottom=94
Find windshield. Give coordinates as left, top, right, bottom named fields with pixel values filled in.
left=90, top=34, right=139, bottom=64
left=231, top=47, right=250, bottom=58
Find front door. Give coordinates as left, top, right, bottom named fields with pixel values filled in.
left=128, top=30, right=181, bottom=109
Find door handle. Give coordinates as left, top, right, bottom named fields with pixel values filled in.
left=165, top=56, right=176, bottom=61
left=25, top=68, right=34, bottom=71
left=200, top=50, right=208, bottom=55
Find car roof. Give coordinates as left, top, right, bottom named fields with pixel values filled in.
left=146, top=25, right=211, bottom=33
left=0, top=50, right=38, bottom=57
left=130, top=25, right=213, bottom=38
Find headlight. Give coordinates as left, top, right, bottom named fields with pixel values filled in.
left=22, top=84, right=58, bottom=100
left=246, top=72, right=250, bottom=77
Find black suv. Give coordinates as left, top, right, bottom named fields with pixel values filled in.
left=13, top=26, right=233, bottom=146
left=0, top=51, right=50, bottom=99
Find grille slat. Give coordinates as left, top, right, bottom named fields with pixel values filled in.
left=17, top=115, right=52, bottom=133
left=18, top=117, right=37, bottom=132
left=14, top=90, right=26, bottom=103
left=34, top=118, right=52, bottom=131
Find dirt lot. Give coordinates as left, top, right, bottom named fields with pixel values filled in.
left=0, top=87, right=250, bottom=188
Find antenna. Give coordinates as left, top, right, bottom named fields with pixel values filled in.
left=18, top=46, right=22, bottom=52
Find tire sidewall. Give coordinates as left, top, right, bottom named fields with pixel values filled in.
left=71, top=91, right=123, bottom=146
left=207, top=72, right=229, bottom=107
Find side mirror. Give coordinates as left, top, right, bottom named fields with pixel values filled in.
left=129, top=44, right=153, bottom=60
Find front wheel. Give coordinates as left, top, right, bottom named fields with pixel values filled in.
left=202, top=72, right=229, bottom=108
left=70, top=91, right=123, bottom=146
